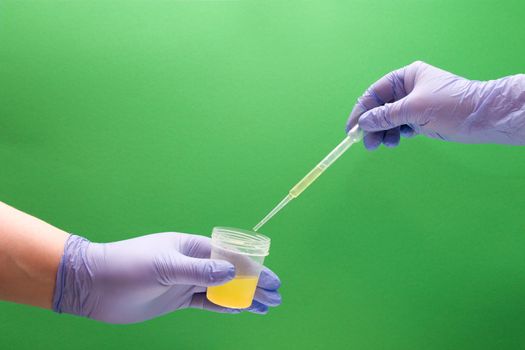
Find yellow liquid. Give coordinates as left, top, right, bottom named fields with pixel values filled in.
left=289, top=165, right=325, bottom=198
left=207, top=276, right=259, bottom=308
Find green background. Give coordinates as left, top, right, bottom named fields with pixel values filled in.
left=1, top=1, right=525, bottom=349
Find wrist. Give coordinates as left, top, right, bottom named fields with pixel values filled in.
left=53, top=235, right=95, bottom=316
left=470, top=74, right=525, bottom=145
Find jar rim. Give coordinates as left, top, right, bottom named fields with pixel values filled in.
left=211, top=226, right=271, bottom=256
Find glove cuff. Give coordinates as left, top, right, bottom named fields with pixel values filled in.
left=52, top=234, right=93, bottom=316
left=471, top=74, right=525, bottom=145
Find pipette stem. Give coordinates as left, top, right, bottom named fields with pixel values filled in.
left=253, top=194, right=293, bottom=232
left=252, top=125, right=362, bottom=231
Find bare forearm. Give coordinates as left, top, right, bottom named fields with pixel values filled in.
left=0, top=201, right=69, bottom=309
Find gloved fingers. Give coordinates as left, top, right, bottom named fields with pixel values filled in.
left=178, top=233, right=212, bottom=259
left=253, top=287, right=281, bottom=307
left=189, top=293, right=241, bottom=314
left=190, top=294, right=269, bottom=315
left=383, top=127, right=401, bottom=147
left=400, top=124, right=415, bottom=137
left=363, top=131, right=384, bottom=150
left=346, top=66, right=409, bottom=133
left=242, top=300, right=269, bottom=315
left=256, top=267, right=281, bottom=291
left=358, top=96, right=411, bottom=132
left=193, top=286, right=207, bottom=294
left=159, top=255, right=235, bottom=287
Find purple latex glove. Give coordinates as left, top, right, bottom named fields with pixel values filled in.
left=346, top=61, right=525, bottom=150
left=53, top=233, right=281, bottom=324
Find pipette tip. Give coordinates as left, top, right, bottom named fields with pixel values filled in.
left=252, top=194, right=293, bottom=232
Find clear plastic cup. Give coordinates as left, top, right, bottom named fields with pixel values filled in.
left=206, top=227, right=271, bottom=308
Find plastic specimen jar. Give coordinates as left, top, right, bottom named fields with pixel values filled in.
left=206, top=227, right=271, bottom=308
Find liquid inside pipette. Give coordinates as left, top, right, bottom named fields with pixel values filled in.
left=253, top=125, right=362, bottom=232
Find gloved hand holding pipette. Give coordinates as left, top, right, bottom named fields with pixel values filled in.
left=346, top=61, right=525, bottom=150
left=254, top=61, right=525, bottom=231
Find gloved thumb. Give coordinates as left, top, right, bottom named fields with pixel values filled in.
left=358, top=97, right=410, bottom=132
left=164, top=256, right=235, bottom=287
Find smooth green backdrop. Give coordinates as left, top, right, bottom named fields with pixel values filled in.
left=1, top=1, right=525, bottom=349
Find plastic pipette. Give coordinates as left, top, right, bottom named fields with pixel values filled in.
left=253, top=125, right=363, bottom=231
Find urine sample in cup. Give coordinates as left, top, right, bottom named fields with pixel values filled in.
left=206, top=227, right=271, bottom=309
